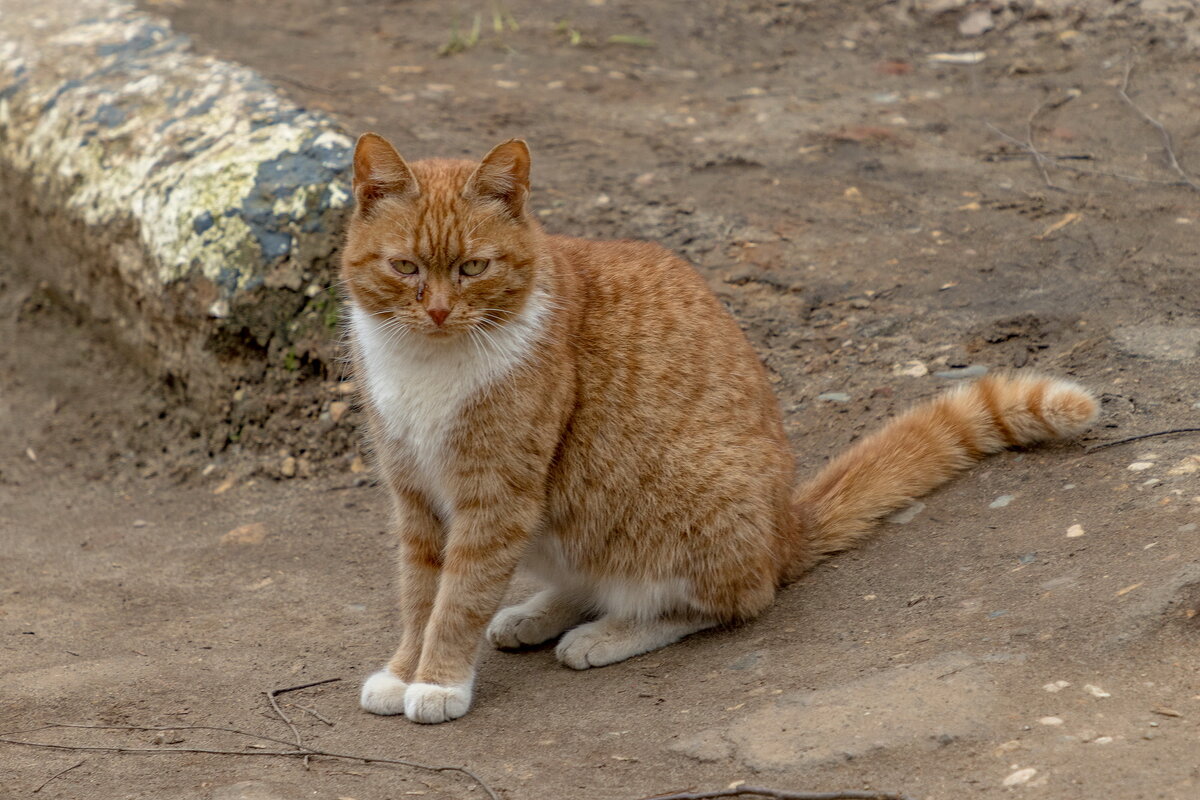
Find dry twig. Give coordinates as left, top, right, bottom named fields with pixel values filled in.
left=1118, top=59, right=1200, bottom=193
left=266, top=678, right=341, bottom=768
left=271, top=678, right=342, bottom=695
left=982, top=92, right=1079, bottom=192
left=638, top=788, right=916, bottom=800
left=986, top=119, right=1194, bottom=190
left=986, top=61, right=1200, bottom=193
left=1026, top=92, right=1078, bottom=192
left=1086, top=428, right=1200, bottom=453
left=32, top=759, right=85, bottom=793
left=293, top=704, right=335, bottom=726
left=265, top=689, right=306, bottom=768
left=983, top=121, right=1070, bottom=193
left=0, top=722, right=498, bottom=800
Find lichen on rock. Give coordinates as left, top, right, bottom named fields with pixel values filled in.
left=0, top=0, right=353, bottom=406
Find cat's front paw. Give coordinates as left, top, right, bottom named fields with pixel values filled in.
left=404, top=681, right=472, bottom=723
left=360, top=669, right=409, bottom=715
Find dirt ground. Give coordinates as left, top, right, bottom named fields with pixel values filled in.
left=3, top=1, right=1200, bottom=798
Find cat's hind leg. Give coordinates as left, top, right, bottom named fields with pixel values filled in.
left=555, top=614, right=717, bottom=669
left=487, top=588, right=589, bottom=649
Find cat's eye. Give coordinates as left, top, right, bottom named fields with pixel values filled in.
left=389, top=258, right=419, bottom=276
left=460, top=259, right=489, bottom=277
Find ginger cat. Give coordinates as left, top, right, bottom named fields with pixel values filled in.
left=340, top=134, right=1098, bottom=724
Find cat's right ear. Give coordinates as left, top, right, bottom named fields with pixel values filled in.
left=352, top=133, right=419, bottom=215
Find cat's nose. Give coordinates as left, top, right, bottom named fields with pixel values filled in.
left=427, top=307, right=450, bottom=326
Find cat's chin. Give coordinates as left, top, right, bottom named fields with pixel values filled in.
left=416, top=326, right=464, bottom=341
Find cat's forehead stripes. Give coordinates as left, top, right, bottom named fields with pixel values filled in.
left=402, top=204, right=496, bottom=268
left=385, top=160, right=507, bottom=267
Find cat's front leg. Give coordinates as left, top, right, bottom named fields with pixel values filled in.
left=361, top=492, right=443, bottom=715
left=403, top=500, right=541, bottom=723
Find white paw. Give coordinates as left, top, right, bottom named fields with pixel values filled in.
left=487, top=605, right=559, bottom=649
left=404, top=681, right=472, bottom=723
left=556, top=622, right=628, bottom=670
left=360, top=669, right=409, bottom=715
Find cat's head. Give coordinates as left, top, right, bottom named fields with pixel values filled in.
left=341, top=134, right=545, bottom=339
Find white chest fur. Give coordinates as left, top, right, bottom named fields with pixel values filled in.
left=349, top=294, right=549, bottom=520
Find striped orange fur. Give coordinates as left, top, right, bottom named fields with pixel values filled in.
left=793, top=373, right=1099, bottom=573
left=340, top=134, right=1099, bottom=723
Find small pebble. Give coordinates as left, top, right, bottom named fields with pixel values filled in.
left=935, top=364, right=988, bottom=379
left=280, top=456, right=297, bottom=478
left=1043, top=680, right=1071, bottom=693
left=817, top=392, right=851, bottom=403
left=959, top=6, right=995, bottom=36
left=1127, top=462, right=1154, bottom=471
left=1003, top=767, right=1037, bottom=787
left=1167, top=455, right=1200, bottom=476
left=892, top=360, right=928, bottom=377
left=132, top=520, right=148, bottom=528
left=329, top=401, right=350, bottom=423
left=1066, top=524, right=1085, bottom=538
left=1093, top=736, right=1113, bottom=745
left=1179, top=523, right=1197, bottom=533
left=201, top=464, right=217, bottom=477
left=1151, top=706, right=1182, bottom=718
left=221, top=523, right=268, bottom=545
left=989, top=494, right=1014, bottom=509
left=886, top=501, right=925, bottom=524
left=1038, top=716, right=1064, bottom=726
left=1084, top=684, right=1111, bottom=698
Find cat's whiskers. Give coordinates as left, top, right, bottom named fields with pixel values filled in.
left=376, top=316, right=415, bottom=350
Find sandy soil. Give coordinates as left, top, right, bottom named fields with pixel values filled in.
left=3, top=1, right=1199, bottom=798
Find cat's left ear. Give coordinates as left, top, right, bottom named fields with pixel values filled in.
left=353, top=133, right=420, bottom=216
left=464, top=139, right=530, bottom=220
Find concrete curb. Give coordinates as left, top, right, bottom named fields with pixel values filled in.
left=0, top=0, right=352, bottom=407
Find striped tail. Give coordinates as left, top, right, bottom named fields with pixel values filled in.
left=796, top=372, right=1098, bottom=558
